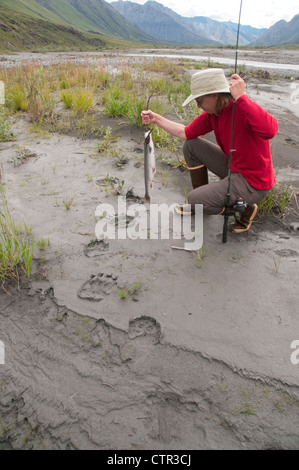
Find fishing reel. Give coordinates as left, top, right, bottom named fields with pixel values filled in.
left=233, top=198, right=247, bottom=222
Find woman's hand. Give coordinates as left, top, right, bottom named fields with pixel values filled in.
left=141, top=110, right=156, bottom=125
left=141, top=109, right=186, bottom=140
left=229, top=74, right=245, bottom=101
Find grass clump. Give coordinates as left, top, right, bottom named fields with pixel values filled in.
left=37, top=238, right=48, bottom=251
left=0, top=108, right=14, bottom=142
left=61, top=88, right=94, bottom=115
left=97, top=126, right=118, bottom=153
left=117, top=281, right=142, bottom=299
left=257, top=181, right=297, bottom=219
left=62, top=197, right=74, bottom=210
left=0, top=167, right=34, bottom=287
left=103, top=85, right=130, bottom=118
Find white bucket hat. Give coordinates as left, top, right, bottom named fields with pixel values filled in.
left=183, top=68, right=230, bottom=107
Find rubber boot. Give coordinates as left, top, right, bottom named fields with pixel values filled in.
left=175, top=166, right=208, bottom=216
left=189, top=165, right=208, bottom=189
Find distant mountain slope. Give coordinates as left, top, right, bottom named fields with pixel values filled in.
left=0, top=0, right=155, bottom=47
left=185, top=17, right=266, bottom=46
left=34, top=0, right=154, bottom=41
left=0, top=9, right=106, bottom=51
left=254, top=14, right=299, bottom=46
left=185, top=17, right=237, bottom=45
left=0, top=0, right=66, bottom=23
left=110, top=0, right=219, bottom=45
left=222, top=21, right=267, bottom=45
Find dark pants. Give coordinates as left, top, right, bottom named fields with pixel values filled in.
left=183, top=138, right=270, bottom=215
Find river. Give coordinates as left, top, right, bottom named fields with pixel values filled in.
left=124, top=50, right=299, bottom=74
left=0, top=49, right=299, bottom=75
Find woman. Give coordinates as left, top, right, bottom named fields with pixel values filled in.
left=141, top=68, right=278, bottom=233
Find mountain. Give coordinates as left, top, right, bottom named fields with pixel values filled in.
left=223, top=22, right=267, bottom=45
left=0, top=0, right=155, bottom=51
left=110, top=0, right=219, bottom=45
left=0, top=9, right=106, bottom=52
left=185, top=17, right=237, bottom=45
left=185, top=17, right=266, bottom=46
left=0, top=0, right=297, bottom=52
left=34, top=0, right=153, bottom=40
left=111, top=0, right=266, bottom=46
left=254, top=14, right=299, bottom=46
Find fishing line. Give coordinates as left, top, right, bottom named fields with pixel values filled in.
left=222, top=0, right=243, bottom=244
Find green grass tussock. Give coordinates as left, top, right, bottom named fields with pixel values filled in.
left=0, top=167, right=34, bottom=287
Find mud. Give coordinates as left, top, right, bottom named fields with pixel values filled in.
left=0, top=49, right=299, bottom=450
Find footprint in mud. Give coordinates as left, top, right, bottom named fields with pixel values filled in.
left=285, top=137, right=298, bottom=146
left=114, top=213, right=136, bottom=228
left=128, top=316, right=161, bottom=342
left=96, top=176, right=120, bottom=187
left=84, top=239, right=109, bottom=258
left=78, top=273, right=118, bottom=301
left=275, top=249, right=298, bottom=257
left=126, top=189, right=144, bottom=204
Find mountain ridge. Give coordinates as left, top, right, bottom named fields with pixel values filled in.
left=111, top=0, right=267, bottom=46
left=0, top=9, right=106, bottom=51
left=110, top=0, right=219, bottom=45
left=184, top=16, right=267, bottom=46
left=0, top=0, right=298, bottom=52
left=254, top=14, right=299, bottom=46
left=112, top=0, right=219, bottom=45
left=0, top=0, right=155, bottom=52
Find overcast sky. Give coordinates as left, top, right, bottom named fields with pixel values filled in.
left=107, top=0, right=298, bottom=29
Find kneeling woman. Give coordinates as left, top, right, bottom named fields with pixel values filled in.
left=141, top=68, right=278, bottom=233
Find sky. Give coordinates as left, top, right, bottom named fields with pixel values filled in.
left=107, top=0, right=299, bottom=29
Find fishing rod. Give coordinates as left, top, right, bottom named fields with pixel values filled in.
left=222, top=0, right=243, bottom=244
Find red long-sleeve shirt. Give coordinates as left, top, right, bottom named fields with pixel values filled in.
left=184, top=95, right=278, bottom=190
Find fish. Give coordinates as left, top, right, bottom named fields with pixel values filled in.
left=144, top=129, right=156, bottom=203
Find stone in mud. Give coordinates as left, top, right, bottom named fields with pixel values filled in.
left=78, top=273, right=117, bottom=301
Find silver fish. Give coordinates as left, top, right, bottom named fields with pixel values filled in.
left=144, top=130, right=156, bottom=203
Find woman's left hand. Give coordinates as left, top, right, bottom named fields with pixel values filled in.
left=229, top=74, right=245, bottom=101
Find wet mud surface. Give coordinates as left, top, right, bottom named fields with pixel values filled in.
left=0, top=49, right=299, bottom=450
left=1, top=281, right=299, bottom=450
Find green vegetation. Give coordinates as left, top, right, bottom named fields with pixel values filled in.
left=61, top=88, right=94, bottom=115
left=62, top=197, right=75, bottom=210
left=196, top=245, right=206, bottom=268
left=0, top=108, right=14, bottom=142
left=117, top=281, right=142, bottom=299
left=257, top=180, right=296, bottom=218
left=0, top=58, right=192, bottom=141
left=36, top=238, right=47, bottom=251
left=0, top=169, right=34, bottom=287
